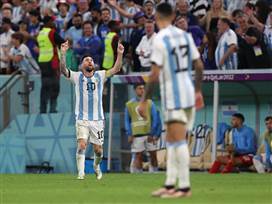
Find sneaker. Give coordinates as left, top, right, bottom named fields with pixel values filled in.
left=151, top=188, right=175, bottom=197
left=94, top=165, right=102, bottom=180
left=161, top=190, right=192, bottom=198
left=77, top=175, right=84, bottom=180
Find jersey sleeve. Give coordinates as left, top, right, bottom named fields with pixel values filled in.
left=187, top=33, right=200, bottom=61
left=150, top=35, right=164, bottom=67
left=226, top=31, right=238, bottom=46
left=68, top=70, right=80, bottom=84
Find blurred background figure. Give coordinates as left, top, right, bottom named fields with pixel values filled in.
left=37, top=16, right=65, bottom=113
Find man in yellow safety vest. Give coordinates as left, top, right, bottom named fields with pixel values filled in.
left=37, top=16, right=65, bottom=113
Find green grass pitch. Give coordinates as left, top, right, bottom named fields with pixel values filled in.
left=0, top=172, right=271, bottom=204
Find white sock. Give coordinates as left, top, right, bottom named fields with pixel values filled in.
left=76, top=149, right=85, bottom=177
left=94, top=151, right=103, bottom=167
left=164, top=145, right=178, bottom=187
left=176, top=141, right=190, bottom=189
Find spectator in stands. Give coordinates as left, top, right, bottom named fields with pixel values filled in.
left=18, top=20, right=39, bottom=61
left=102, top=20, right=120, bottom=70
left=125, top=84, right=160, bottom=173
left=189, top=0, right=209, bottom=19
left=176, top=0, right=199, bottom=26
left=77, top=0, right=91, bottom=22
left=136, top=20, right=156, bottom=71
left=0, top=18, right=14, bottom=74
left=108, top=0, right=140, bottom=52
left=236, top=13, right=271, bottom=69
left=8, top=32, right=39, bottom=74
left=65, top=13, right=83, bottom=48
left=0, top=4, right=19, bottom=32
left=11, top=0, right=23, bottom=24
left=209, top=113, right=257, bottom=174
left=55, top=0, right=72, bottom=38
left=28, top=10, right=41, bottom=38
left=201, top=32, right=217, bottom=69
left=215, top=17, right=238, bottom=70
left=39, top=0, right=57, bottom=15
left=143, top=0, right=155, bottom=20
left=97, top=7, right=111, bottom=41
left=130, top=11, right=146, bottom=72
left=248, top=10, right=272, bottom=58
left=175, top=15, right=206, bottom=49
left=253, top=116, right=272, bottom=173
left=37, top=16, right=65, bottom=113
left=74, top=21, right=103, bottom=66
left=91, top=7, right=102, bottom=35
left=200, top=0, right=229, bottom=33
left=27, top=0, right=39, bottom=13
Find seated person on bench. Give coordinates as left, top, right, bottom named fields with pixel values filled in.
left=209, top=113, right=257, bottom=173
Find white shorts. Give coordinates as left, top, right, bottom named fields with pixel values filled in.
left=131, top=136, right=158, bottom=153
left=76, top=120, right=104, bottom=146
left=164, top=107, right=195, bottom=130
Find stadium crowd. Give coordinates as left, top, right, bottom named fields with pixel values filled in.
left=0, top=0, right=272, bottom=75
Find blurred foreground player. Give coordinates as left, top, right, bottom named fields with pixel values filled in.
left=60, top=40, right=124, bottom=180
left=139, top=3, right=204, bottom=198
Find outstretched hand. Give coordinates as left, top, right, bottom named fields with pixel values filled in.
left=117, top=41, right=124, bottom=55
left=61, top=41, right=69, bottom=55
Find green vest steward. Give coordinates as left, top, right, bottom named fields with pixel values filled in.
left=126, top=99, right=152, bottom=136
left=103, top=32, right=116, bottom=69
left=37, top=28, right=53, bottom=62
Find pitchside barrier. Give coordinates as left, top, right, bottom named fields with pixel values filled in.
left=107, top=69, right=272, bottom=171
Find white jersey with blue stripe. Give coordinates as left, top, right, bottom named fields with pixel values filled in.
left=69, top=70, right=106, bottom=121
left=215, top=29, right=238, bottom=70
left=150, top=25, right=200, bottom=110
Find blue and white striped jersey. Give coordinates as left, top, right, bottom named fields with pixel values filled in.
left=150, top=25, right=200, bottom=111
left=215, top=29, right=238, bottom=70
left=69, top=70, right=106, bottom=121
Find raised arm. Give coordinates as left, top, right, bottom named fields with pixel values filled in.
left=106, top=42, right=124, bottom=77
left=108, top=0, right=135, bottom=19
left=60, top=41, right=70, bottom=77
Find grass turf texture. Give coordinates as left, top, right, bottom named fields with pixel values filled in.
left=0, top=173, right=271, bottom=204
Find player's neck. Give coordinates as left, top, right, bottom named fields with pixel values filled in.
left=158, top=21, right=172, bottom=30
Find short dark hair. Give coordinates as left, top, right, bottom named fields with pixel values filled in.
left=108, top=20, right=119, bottom=31
left=232, top=113, right=245, bottom=123
left=11, top=32, right=24, bottom=44
left=133, top=83, right=145, bottom=89
left=91, top=7, right=102, bottom=14
left=73, top=13, right=82, bottom=19
left=80, top=55, right=91, bottom=63
left=101, top=7, right=110, bottom=13
left=265, top=116, right=272, bottom=122
left=220, top=17, right=231, bottom=27
left=231, top=9, right=244, bottom=18
left=83, top=20, right=93, bottom=28
left=145, top=19, right=154, bottom=24
left=156, top=2, right=173, bottom=18
left=29, top=9, right=40, bottom=17
left=2, top=17, right=12, bottom=25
